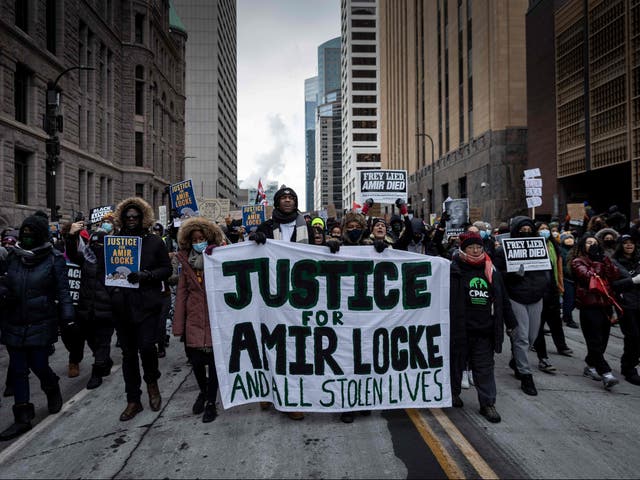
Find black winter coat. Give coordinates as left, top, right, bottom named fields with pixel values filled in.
left=66, top=233, right=113, bottom=324
left=0, top=244, right=74, bottom=347
left=450, top=257, right=517, bottom=354
left=612, top=255, right=640, bottom=311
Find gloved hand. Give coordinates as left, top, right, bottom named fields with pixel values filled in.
left=361, top=198, right=374, bottom=215
left=438, top=211, right=451, bottom=228
left=506, top=327, right=517, bottom=339
left=253, top=231, right=267, bottom=245
left=128, top=270, right=152, bottom=284
left=517, top=263, right=526, bottom=277
left=632, top=274, right=640, bottom=285
left=587, top=244, right=604, bottom=262
left=395, top=198, right=408, bottom=215
left=205, top=244, right=217, bottom=255
left=373, top=239, right=388, bottom=253
left=326, top=239, right=340, bottom=254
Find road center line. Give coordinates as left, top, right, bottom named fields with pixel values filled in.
left=405, top=408, right=465, bottom=479
left=431, top=408, right=498, bottom=479
left=0, top=365, right=122, bottom=465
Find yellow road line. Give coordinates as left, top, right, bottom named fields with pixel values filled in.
left=405, top=408, right=465, bottom=479
left=431, top=409, right=498, bottom=479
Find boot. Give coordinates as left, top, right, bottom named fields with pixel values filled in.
left=44, top=384, right=63, bottom=413
left=0, top=403, right=34, bottom=441
left=101, top=359, right=114, bottom=377
left=520, top=374, right=538, bottom=396
left=624, top=369, right=640, bottom=386
left=147, top=382, right=162, bottom=411
left=119, top=402, right=143, bottom=421
left=509, top=358, right=522, bottom=380
left=86, top=366, right=103, bottom=390
left=202, top=401, right=217, bottom=423
left=3, top=384, right=14, bottom=397
left=192, top=391, right=206, bottom=415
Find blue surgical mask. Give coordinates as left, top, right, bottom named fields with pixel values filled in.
left=101, top=223, right=113, bottom=233
left=192, top=241, right=208, bottom=253
left=480, top=230, right=489, bottom=240
left=539, top=229, right=550, bottom=239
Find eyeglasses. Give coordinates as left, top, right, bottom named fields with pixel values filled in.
left=125, top=214, right=141, bottom=220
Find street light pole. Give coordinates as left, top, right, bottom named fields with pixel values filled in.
left=416, top=133, right=435, bottom=215
left=45, top=65, right=94, bottom=222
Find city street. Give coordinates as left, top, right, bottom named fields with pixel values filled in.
left=0, top=316, right=638, bottom=479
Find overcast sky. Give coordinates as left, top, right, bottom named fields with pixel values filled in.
left=236, top=0, right=340, bottom=207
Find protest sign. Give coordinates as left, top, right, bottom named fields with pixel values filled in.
left=444, top=198, right=469, bottom=237
left=89, top=205, right=115, bottom=225
left=359, top=170, right=408, bottom=204
left=523, top=168, right=541, bottom=178
left=66, top=262, right=81, bottom=306
left=104, top=236, right=141, bottom=288
left=242, top=205, right=266, bottom=230
left=205, top=241, right=451, bottom=412
left=501, top=237, right=551, bottom=273
left=199, top=198, right=230, bottom=224
left=158, top=205, right=167, bottom=227
left=468, top=207, right=482, bottom=223
left=48, top=222, right=60, bottom=236
left=495, top=232, right=510, bottom=246
left=170, top=179, right=199, bottom=226
left=327, top=203, right=337, bottom=219
left=523, top=169, right=543, bottom=211
left=567, top=203, right=585, bottom=226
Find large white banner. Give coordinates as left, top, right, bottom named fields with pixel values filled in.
left=205, top=241, right=451, bottom=412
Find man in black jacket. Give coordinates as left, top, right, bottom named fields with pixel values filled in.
left=111, top=197, right=171, bottom=421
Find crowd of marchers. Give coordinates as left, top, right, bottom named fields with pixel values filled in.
left=0, top=188, right=638, bottom=438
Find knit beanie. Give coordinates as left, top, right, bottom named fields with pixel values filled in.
left=459, top=231, right=483, bottom=250
left=273, top=187, right=298, bottom=210
left=19, top=214, right=50, bottom=246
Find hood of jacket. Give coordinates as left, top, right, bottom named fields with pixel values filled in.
left=177, top=216, right=224, bottom=251
left=595, top=227, right=620, bottom=242
left=114, top=196, right=155, bottom=231
left=510, top=216, right=536, bottom=237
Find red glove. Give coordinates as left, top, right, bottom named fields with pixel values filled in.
left=395, top=198, right=408, bottom=215
left=362, top=198, right=374, bottom=215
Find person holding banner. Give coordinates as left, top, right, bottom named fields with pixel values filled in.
left=253, top=186, right=312, bottom=420
left=310, top=217, right=327, bottom=246
left=173, top=217, right=225, bottom=423
left=571, top=235, right=621, bottom=390
left=65, top=226, right=115, bottom=390
left=0, top=213, right=72, bottom=440
left=111, top=197, right=171, bottom=421
left=450, top=232, right=517, bottom=423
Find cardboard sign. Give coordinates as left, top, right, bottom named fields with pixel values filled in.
left=501, top=237, right=551, bottom=273
left=205, top=241, right=451, bottom=412
left=89, top=205, right=115, bottom=225
left=242, top=205, right=266, bottom=229
left=327, top=203, right=337, bottom=219
left=199, top=198, right=231, bottom=224
left=444, top=198, right=469, bottom=237
left=104, top=236, right=141, bottom=288
left=158, top=205, right=167, bottom=227
left=170, top=179, right=199, bottom=226
left=359, top=170, right=408, bottom=204
left=567, top=203, right=585, bottom=226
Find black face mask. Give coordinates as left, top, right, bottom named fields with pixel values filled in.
left=603, top=240, right=616, bottom=249
left=20, top=234, right=37, bottom=250
left=347, top=229, right=363, bottom=243
left=391, top=224, right=402, bottom=234
left=588, top=244, right=604, bottom=261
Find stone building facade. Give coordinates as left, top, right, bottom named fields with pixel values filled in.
left=0, top=0, right=187, bottom=227
left=379, top=0, right=529, bottom=225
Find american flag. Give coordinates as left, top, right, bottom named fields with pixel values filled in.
left=255, top=179, right=268, bottom=206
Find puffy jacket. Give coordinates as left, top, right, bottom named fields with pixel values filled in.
left=612, top=254, right=640, bottom=311
left=571, top=255, right=620, bottom=308
left=1, top=244, right=73, bottom=347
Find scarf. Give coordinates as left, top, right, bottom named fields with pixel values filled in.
left=272, top=207, right=299, bottom=225
left=13, top=243, right=54, bottom=266
left=188, top=248, right=204, bottom=271
left=458, top=249, right=494, bottom=284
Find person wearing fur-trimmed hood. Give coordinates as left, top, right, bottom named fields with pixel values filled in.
left=110, top=197, right=171, bottom=422
left=173, top=217, right=225, bottom=423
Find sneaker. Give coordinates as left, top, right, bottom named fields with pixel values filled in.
left=565, top=319, right=579, bottom=329
left=520, top=374, right=538, bottom=396
left=461, top=371, right=470, bottom=389
left=452, top=395, right=463, bottom=408
left=468, top=371, right=474, bottom=386
left=479, top=405, right=501, bottom=423
left=509, top=358, right=522, bottom=380
left=623, top=369, right=640, bottom=386
left=602, top=373, right=619, bottom=391
left=558, top=348, right=573, bottom=357
left=583, top=366, right=602, bottom=381
left=538, top=358, right=557, bottom=373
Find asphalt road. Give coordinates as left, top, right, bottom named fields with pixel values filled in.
left=0, top=314, right=638, bottom=479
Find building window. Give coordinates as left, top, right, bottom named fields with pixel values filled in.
left=15, top=0, right=28, bottom=32
left=356, top=153, right=380, bottom=162
left=458, top=176, right=467, bottom=198
left=352, top=7, right=375, bottom=15
left=14, top=149, right=29, bottom=205
left=135, top=65, right=144, bottom=115
left=353, top=120, right=377, bottom=129
left=352, top=19, right=376, bottom=28
left=352, top=57, right=376, bottom=66
left=352, top=44, right=376, bottom=53
left=441, top=183, right=449, bottom=201
left=353, top=95, right=377, bottom=103
left=353, top=133, right=377, bottom=142
left=353, top=70, right=376, bottom=78
left=46, top=0, right=57, bottom=54
left=135, top=13, right=144, bottom=44
left=352, top=82, right=377, bottom=91
left=14, top=63, right=30, bottom=124
left=135, top=132, right=143, bottom=166
left=352, top=31, right=376, bottom=41
left=135, top=183, right=144, bottom=198
left=353, top=107, right=377, bottom=116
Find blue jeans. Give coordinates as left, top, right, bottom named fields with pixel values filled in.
left=562, top=279, right=576, bottom=321
left=7, top=346, right=59, bottom=404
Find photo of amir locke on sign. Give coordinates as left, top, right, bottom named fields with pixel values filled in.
left=170, top=179, right=200, bottom=227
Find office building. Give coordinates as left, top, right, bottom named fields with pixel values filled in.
left=173, top=0, right=239, bottom=207
left=0, top=0, right=187, bottom=227
left=305, top=76, right=318, bottom=211
left=341, top=0, right=382, bottom=211
left=379, top=0, right=528, bottom=224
